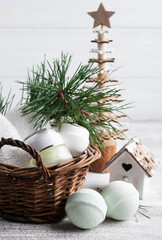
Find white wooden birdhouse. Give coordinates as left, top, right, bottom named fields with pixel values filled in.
left=102, top=137, right=159, bottom=199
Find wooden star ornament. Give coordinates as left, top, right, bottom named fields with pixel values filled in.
left=88, top=3, right=115, bottom=29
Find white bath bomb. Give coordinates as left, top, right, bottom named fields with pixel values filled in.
left=101, top=181, right=139, bottom=220
left=65, top=188, right=107, bottom=229
left=59, top=123, right=89, bottom=157
left=0, top=113, right=30, bottom=167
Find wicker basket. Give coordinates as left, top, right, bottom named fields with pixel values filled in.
left=0, top=137, right=101, bottom=223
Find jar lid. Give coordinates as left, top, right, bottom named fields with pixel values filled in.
left=59, top=123, right=89, bottom=138
left=24, top=128, right=64, bottom=152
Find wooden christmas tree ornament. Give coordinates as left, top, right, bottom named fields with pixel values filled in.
left=87, top=3, right=128, bottom=173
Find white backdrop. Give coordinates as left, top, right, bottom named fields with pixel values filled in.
left=0, top=0, right=162, bottom=121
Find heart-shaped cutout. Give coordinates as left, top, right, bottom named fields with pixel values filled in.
left=122, top=163, right=132, bottom=172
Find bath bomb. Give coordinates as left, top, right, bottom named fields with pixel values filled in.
left=0, top=113, right=30, bottom=167
left=6, top=106, right=50, bottom=140
left=65, top=188, right=107, bottom=229
left=101, top=181, right=139, bottom=220
left=59, top=123, right=89, bottom=157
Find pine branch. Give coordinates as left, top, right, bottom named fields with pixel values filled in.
left=19, top=53, right=130, bottom=149
left=0, top=83, right=15, bottom=115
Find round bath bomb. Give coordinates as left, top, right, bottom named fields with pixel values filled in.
left=65, top=188, right=107, bottom=229
left=101, top=181, right=139, bottom=220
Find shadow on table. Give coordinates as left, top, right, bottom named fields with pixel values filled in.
left=48, top=217, right=124, bottom=233
left=49, top=221, right=85, bottom=233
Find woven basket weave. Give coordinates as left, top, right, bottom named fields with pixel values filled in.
left=0, top=137, right=101, bottom=223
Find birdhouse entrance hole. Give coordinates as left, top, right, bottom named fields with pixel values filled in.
left=122, top=163, right=132, bottom=172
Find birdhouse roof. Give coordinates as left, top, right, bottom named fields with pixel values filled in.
left=102, top=137, right=159, bottom=177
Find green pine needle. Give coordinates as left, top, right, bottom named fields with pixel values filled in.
left=134, top=204, right=152, bottom=222
left=0, top=83, right=15, bottom=115
left=19, top=53, right=129, bottom=149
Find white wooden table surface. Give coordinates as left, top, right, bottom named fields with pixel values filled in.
left=0, top=121, right=161, bottom=240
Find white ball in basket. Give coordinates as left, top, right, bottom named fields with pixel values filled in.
left=0, top=113, right=30, bottom=167
left=101, top=181, right=139, bottom=220
left=59, top=124, right=89, bottom=157
left=65, top=188, right=107, bottom=229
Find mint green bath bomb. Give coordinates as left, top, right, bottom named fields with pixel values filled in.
left=65, top=188, right=107, bottom=229
left=101, top=181, right=139, bottom=221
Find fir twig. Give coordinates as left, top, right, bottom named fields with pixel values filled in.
left=18, top=53, right=130, bottom=149
left=0, top=83, right=15, bottom=115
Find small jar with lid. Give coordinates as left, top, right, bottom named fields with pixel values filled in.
left=24, top=128, right=73, bottom=167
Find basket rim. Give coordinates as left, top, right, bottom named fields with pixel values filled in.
left=0, top=143, right=101, bottom=179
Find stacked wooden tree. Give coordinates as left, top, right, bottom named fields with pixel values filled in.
left=87, top=3, right=128, bottom=173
